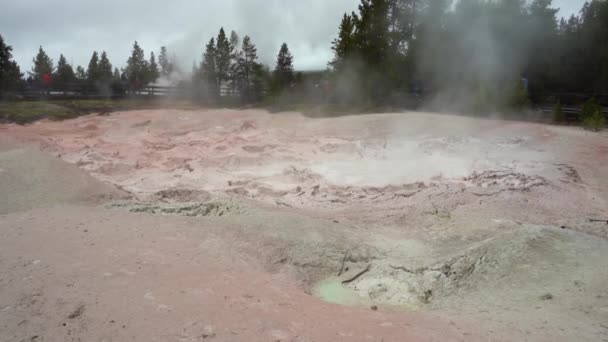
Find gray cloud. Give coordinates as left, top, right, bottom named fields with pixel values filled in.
left=0, top=0, right=583, bottom=73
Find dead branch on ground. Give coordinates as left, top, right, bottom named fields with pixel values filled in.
left=338, top=250, right=348, bottom=276
left=341, top=264, right=371, bottom=284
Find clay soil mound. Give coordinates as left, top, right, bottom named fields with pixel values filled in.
left=0, top=136, right=128, bottom=214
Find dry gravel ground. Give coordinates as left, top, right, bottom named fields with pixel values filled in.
left=1, top=109, right=607, bottom=341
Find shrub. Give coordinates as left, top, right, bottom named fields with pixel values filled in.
left=553, top=101, right=565, bottom=123
left=583, top=110, right=606, bottom=132
left=581, top=97, right=601, bottom=121
left=471, top=84, right=495, bottom=114
left=505, top=80, right=530, bottom=111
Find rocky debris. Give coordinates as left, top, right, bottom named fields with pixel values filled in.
left=141, top=139, right=176, bottom=151
left=264, top=182, right=429, bottom=208
left=341, top=226, right=584, bottom=308
left=239, top=120, right=257, bottom=131
left=154, top=189, right=211, bottom=203
left=283, top=166, right=323, bottom=183
left=242, top=145, right=277, bottom=153
left=68, top=304, right=85, bottom=319
left=540, top=293, right=554, bottom=301
left=131, top=120, right=151, bottom=128
left=464, top=170, right=547, bottom=195
left=109, top=201, right=245, bottom=217
left=555, top=163, right=582, bottom=183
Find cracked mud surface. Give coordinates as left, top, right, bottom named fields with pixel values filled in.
left=1, top=109, right=608, bottom=341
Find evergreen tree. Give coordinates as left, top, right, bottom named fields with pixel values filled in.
left=147, top=51, right=160, bottom=84
left=113, top=68, right=121, bottom=81
left=215, top=28, right=233, bottom=89
left=355, top=0, right=391, bottom=66
left=158, top=46, right=173, bottom=77
left=251, top=63, right=268, bottom=101
left=576, top=0, right=608, bottom=93
left=386, top=0, right=418, bottom=87
left=200, top=38, right=218, bottom=97
left=54, top=54, right=76, bottom=89
left=524, top=0, right=559, bottom=94
left=86, top=51, right=100, bottom=84
left=29, top=46, right=54, bottom=82
left=98, top=51, right=113, bottom=83
left=274, top=43, right=294, bottom=89
left=237, top=35, right=260, bottom=101
left=229, top=31, right=240, bottom=52
left=75, top=66, right=86, bottom=81
left=0, top=35, right=23, bottom=93
left=125, top=41, right=147, bottom=89
left=355, top=0, right=394, bottom=97
left=387, top=0, right=418, bottom=52
left=330, top=13, right=358, bottom=71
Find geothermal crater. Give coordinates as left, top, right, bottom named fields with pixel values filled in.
left=2, top=108, right=607, bottom=341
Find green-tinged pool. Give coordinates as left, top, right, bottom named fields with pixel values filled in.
left=313, top=279, right=366, bottom=306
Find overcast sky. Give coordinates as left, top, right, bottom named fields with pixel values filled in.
left=0, top=0, right=585, bottom=73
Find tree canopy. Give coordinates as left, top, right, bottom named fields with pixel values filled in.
left=147, top=51, right=159, bottom=84
left=194, top=29, right=266, bottom=102
left=29, top=46, right=54, bottom=82
left=274, top=43, right=294, bottom=90
left=215, top=28, right=233, bottom=88
left=75, top=66, right=86, bottom=80
left=329, top=13, right=358, bottom=72
left=200, top=37, right=218, bottom=97
left=0, top=34, right=23, bottom=93
left=54, top=54, right=76, bottom=88
left=158, top=46, right=174, bottom=77
left=2, top=0, right=607, bottom=109
left=125, top=41, right=148, bottom=89
left=98, top=51, right=113, bottom=83
left=237, top=35, right=261, bottom=101
left=328, top=0, right=608, bottom=108
left=86, top=51, right=100, bottom=84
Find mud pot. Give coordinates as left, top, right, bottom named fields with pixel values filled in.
left=1, top=109, right=608, bottom=341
